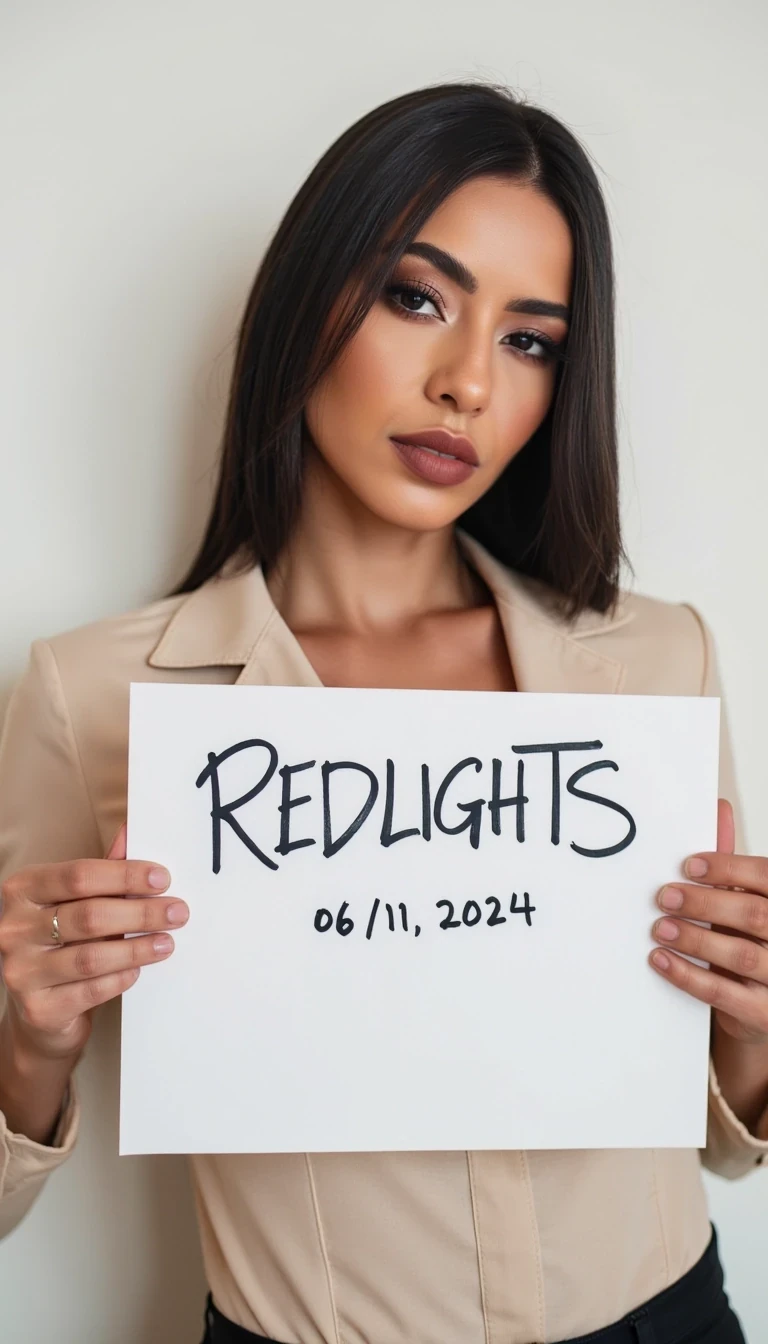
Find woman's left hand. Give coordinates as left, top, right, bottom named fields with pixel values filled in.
left=650, top=798, right=768, bottom=1045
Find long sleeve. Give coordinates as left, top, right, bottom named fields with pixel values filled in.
left=681, top=603, right=768, bottom=1177
left=0, top=639, right=103, bottom=1238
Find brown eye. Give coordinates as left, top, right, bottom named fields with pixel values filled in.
left=504, top=329, right=566, bottom=365
left=385, top=281, right=442, bottom=320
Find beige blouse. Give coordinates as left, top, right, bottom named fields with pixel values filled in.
left=1, top=530, right=767, bottom=1344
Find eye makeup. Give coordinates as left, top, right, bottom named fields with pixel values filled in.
left=383, top=277, right=568, bottom=366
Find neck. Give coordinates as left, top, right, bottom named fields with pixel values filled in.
left=265, top=452, right=487, bottom=635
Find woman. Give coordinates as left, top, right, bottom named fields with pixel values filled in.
left=0, top=80, right=766, bottom=1344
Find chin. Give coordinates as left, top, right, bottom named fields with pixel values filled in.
left=315, top=449, right=478, bottom=535
left=356, top=480, right=472, bottom=535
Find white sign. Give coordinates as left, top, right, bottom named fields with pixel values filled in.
left=120, top=684, right=720, bottom=1155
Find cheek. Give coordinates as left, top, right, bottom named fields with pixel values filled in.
left=306, top=313, right=415, bottom=447
left=494, top=364, right=557, bottom=466
left=337, top=316, right=416, bottom=417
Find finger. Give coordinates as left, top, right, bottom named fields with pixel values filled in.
left=716, top=798, right=735, bottom=858
left=16, top=930, right=175, bottom=991
left=711, top=799, right=738, bottom=893
left=11, top=857, right=172, bottom=907
left=18, top=968, right=144, bottom=1032
left=105, top=822, right=127, bottom=860
left=680, top=850, right=768, bottom=897
left=33, top=894, right=189, bottom=948
left=649, top=947, right=768, bottom=1035
left=652, top=916, right=768, bottom=984
left=656, top=882, right=768, bottom=941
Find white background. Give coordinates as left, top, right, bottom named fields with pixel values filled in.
left=1, top=1, right=766, bottom=1340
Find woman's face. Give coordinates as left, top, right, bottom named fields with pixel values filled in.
left=303, top=175, right=573, bottom=533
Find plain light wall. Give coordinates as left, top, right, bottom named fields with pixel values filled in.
left=1, top=2, right=766, bottom=1340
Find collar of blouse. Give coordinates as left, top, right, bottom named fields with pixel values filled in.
left=147, top=527, right=636, bottom=695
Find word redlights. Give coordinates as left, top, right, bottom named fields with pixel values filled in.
left=195, top=737, right=638, bottom=873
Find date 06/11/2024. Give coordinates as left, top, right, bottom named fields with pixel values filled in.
left=313, top=892, right=536, bottom=939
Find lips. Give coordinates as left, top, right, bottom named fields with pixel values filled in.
left=390, top=429, right=479, bottom=465
left=389, top=430, right=479, bottom=488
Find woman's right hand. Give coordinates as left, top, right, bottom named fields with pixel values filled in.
left=0, top=823, right=189, bottom=1062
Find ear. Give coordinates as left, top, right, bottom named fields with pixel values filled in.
left=105, top=821, right=127, bottom=860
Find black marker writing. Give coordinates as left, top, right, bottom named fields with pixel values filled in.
left=195, top=738, right=279, bottom=874
left=433, top=757, right=484, bottom=850
left=321, top=761, right=379, bottom=858
left=275, top=759, right=316, bottom=857
left=195, top=737, right=638, bottom=872
left=488, top=756, right=528, bottom=839
left=380, top=759, right=420, bottom=848
left=511, top=741, right=603, bottom=845
left=566, top=760, right=637, bottom=857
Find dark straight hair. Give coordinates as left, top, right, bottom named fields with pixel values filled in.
left=169, top=80, right=631, bottom=618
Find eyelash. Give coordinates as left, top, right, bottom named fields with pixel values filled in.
left=384, top=279, right=568, bottom=366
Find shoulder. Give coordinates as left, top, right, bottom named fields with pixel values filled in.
left=0, top=592, right=197, bottom=862
left=498, top=563, right=714, bottom=695
left=493, top=553, right=708, bottom=645
left=570, top=585, right=713, bottom=695
left=582, top=588, right=715, bottom=696
left=574, top=584, right=708, bottom=653
left=29, top=559, right=264, bottom=715
left=22, top=594, right=192, bottom=789
left=458, top=530, right=712, bottom=682
left=39, top=592, right=189, bottom=689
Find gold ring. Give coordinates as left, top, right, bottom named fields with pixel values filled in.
left=50, top=906, right=63, bottom=947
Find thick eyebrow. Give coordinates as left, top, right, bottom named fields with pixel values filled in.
left=398, top=241, right=570, bottom=323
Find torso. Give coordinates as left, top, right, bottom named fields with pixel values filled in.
left=13, top=538, right=739, bottom=1343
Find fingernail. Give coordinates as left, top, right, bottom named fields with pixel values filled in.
left=652, top=950, right=671, bottom=971
left=660, top=886, right=684, bottom=910
left=148, top=867, right=170, bottom=889
left=685, top=857, right=708, bottom=878
left=166, top=902, right=189, bottom=925
left=655, top=919, right=679, bottom=941
left=153, top=935, right=173, bottom=954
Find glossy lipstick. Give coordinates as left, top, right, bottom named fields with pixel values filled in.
left=390, top=429, right=479, bottom=486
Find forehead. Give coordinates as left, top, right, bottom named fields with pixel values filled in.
left=411, top=177, right=573, bottom=298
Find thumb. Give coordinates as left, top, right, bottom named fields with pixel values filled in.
left=716, top=797, right=735, bottom=856
left=105, top=820, right=127, bottom=860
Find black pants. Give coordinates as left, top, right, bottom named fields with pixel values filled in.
left=199, top=1223, right=747, bottom=1344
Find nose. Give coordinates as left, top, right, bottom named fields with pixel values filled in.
left=423, top=328, right=492, bottom=416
